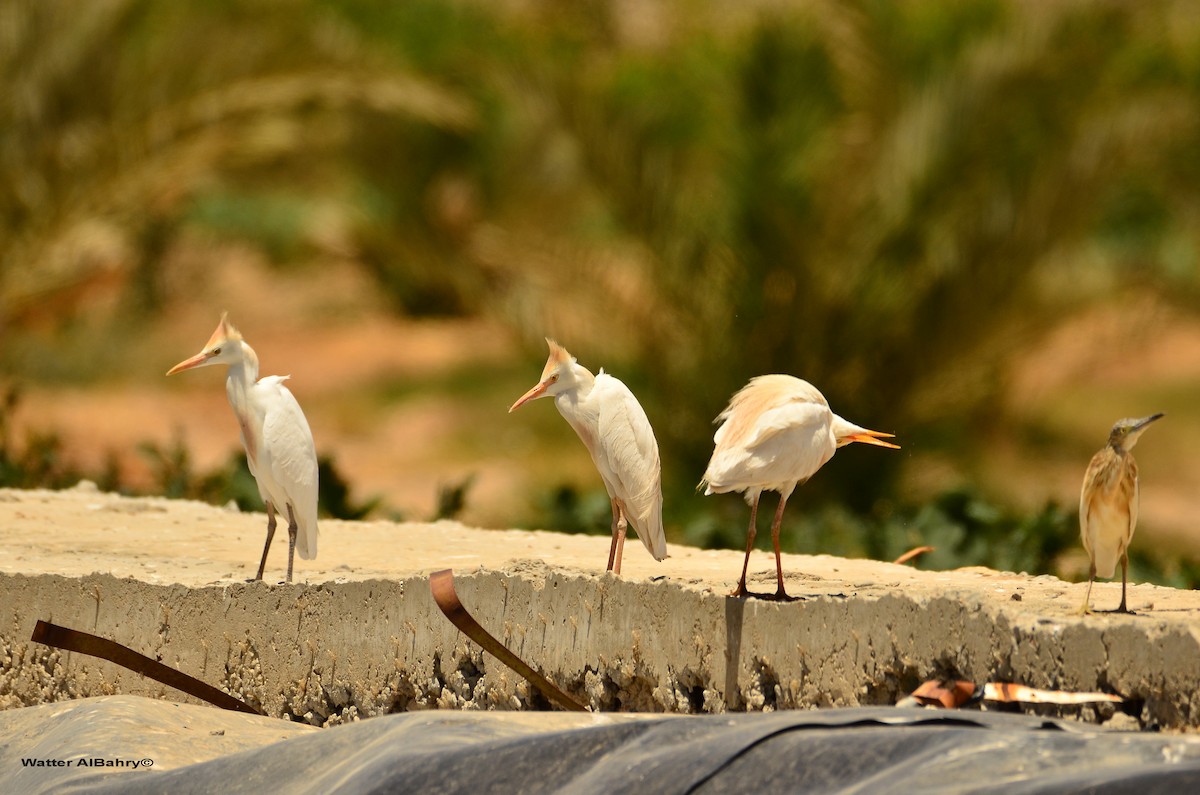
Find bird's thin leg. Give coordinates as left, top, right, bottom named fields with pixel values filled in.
left=254, top=503, right=277, bottom=582
left=1078, top=564, right=1095, bottom=616
left=770, top=493, right=793, bottom=601
left=733, top=495, right=760, bottom=598
left=1116, top=553, right=1130, bottom=614
left=612, top=507, right=628, bottom=576
left=286, top=504, right=298, bottom=585
left=606, top=499, right=620, bottom=573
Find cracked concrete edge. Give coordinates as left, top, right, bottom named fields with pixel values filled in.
left=2, top=564, right=1198, bottom=729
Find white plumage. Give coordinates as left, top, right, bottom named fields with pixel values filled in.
left=510, top=339, right=667, bottom=573
left=703, top=375, right=898, bottom=599
left=704, top=377, right=837, bottom=501
left=249, top=375, right=319, bottom=561
left=168, top=314, right=318, bottom=582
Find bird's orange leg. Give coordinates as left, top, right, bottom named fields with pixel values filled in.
left=769, top=493, right=796, bottom=602
left=606, top=500, right=628, bottom=576
left=254, top=503, right=277, bottom=582
left=285, top=504, right=298, bottom=584
left=733, top=495, right=760, bottom=597
left=606, top=499, right=617, bottom=571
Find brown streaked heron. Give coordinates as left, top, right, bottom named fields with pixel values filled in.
left=1078, top=412, right=1163, bottom=615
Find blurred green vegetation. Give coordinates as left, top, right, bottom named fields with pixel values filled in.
left=0, top=386, right=118, bottom=491
left=3, top=0, right=1200, bottom=584
left=0, top=382, right=381, bottom=520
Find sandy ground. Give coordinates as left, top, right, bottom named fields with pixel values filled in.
left=4, top=481, right=1195, bottom=615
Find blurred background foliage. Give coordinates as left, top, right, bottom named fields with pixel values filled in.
left=3, top=0, right=1200, bottom=584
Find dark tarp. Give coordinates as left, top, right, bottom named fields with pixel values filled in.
left=27, top=705, right=1200, bottom=794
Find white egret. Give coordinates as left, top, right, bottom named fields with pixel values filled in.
left=509, top=339, right=667, bottom=574
left=167, top=313, right=319, bottom=583
left=702, top=375, right=898, bottom=600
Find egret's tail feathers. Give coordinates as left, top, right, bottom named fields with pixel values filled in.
left=634, top=509, right=668, bottom=562
left=296, top=521, right=319, bottom=560
left=638, top=528, right=668, bottom=562
left=700, top=471, right=730, bottom=496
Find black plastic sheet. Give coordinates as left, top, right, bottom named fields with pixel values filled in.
left=23, top=704, right=1200, bottom=794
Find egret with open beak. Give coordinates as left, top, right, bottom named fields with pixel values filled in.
left=702, top=375, right=899, bottom=600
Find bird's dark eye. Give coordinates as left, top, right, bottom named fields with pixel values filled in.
left=549, top=373, right=559, bottom=382
left=211, top=347, right=221, bottom=355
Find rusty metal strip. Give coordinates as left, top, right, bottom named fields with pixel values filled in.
left=907, top=679, right=1125, bottom=709
left=892, top=545, right=935, bottom=566
left=983, top=682, right=1123, bottom=705
left=30, top=620, right=263, bottom=716
left=909, top=679, right=977, bottom=709
left=429, top=569, right=587, bottom=712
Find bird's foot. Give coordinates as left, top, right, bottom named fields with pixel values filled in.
left=1100, top=606, right=1136, bottom=615
left=763, top=589, right=800, bottom=603
left=729, top=585, right=797, bottom=601
left=246, top=576, right=287, bottom=586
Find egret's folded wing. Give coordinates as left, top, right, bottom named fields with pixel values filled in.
left=260, top=381, right=320, bottom=560
left=594, top=377, right=666, bottom=560
left=740, top=401, right=830, bottom=452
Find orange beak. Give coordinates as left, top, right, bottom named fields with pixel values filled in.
left=845, top=430, right=900, bottom=449
left=166, top=351, right=212, bottom=376
left=508, top=380, right=550, bottom=412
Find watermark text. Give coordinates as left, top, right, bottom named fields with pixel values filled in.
left=21, top=757, right=154, bottom=769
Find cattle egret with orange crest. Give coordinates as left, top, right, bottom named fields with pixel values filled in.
left=167, top=313, right=319, bottom=583
left=702, top=375, right=898, bottom=600
left=509, top=339, right=667, bottom=574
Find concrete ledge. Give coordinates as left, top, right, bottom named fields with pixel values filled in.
left=2, top=488, right=1199, bottom=729
left=3, top=565, right=1199, bottom=729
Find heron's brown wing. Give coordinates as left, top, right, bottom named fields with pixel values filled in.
left=1080, top=449, right=1139, bottom=575
left=1079, top=449, right=1108, bottom=551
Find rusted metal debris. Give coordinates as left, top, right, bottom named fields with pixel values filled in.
left=30, top=620, right=263, bottom=715
left=429, top=569, right=588, bottom=712
left=902, top=678, right=1124, bottom=710
left=893, top=546, right=935, bottom=566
